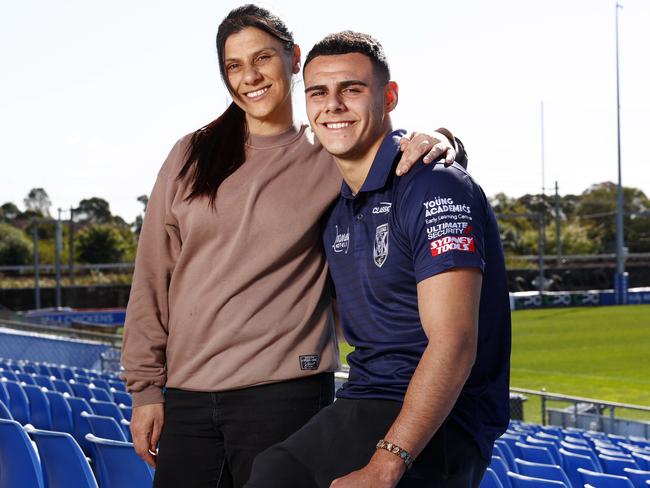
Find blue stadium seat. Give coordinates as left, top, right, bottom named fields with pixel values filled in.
left=82, top=412, right=127, bottom=441
left=507, top=472, right=567, bottom=487
left=22, top=384, right=53, bottom=430
left=599, top=454, right=640, bottom=476
left=108, top=380, right=127, bottom=392
left=535, top=432, right=562, bottom=447
left=17, top=372, right=37, bottom=385
left=526, top=436, right=562, bottom=464
left=561, top=441, right=602, bottom=471
left=4, top=380, right=31, bottom=425
left=515, top=459, right=572, bottom=488
left=90, top=378, right=112, bottom=392
left=627, top=438, right=650, bottom=450
left=0, top=419, right=45, bottom=488
left=71, top=382, right=95, bottom=401
left=22, top=364, right=39, bottom=375
left=538, top=426, right=563, bottom=437
left=73, top=367, right=89, bottom=378
left=516, top=442, right=556, bottom=465
left=501, top=434, right=524, bottom=455
left=631, top=453, right=650, bottom=471
left=75, top=376, right=92, bottom=385
left=481, top=467, right=505, bottom=488
left=61, top=367, right=75, bottom=381
left=121, top=419, right=132, bottom=442
left=35, top=365, right=50, bottom=377
left=490, top=455, right=513, bottom=488
left=560, top=447, right=601, bottom=488
left=623, top=468, right=650, bottom=488
left=33, top=374, right=56, bottom=390
left=0, top=381, right=9, bottom=407
left=495, top=439, right=518, bottom=471
left=119, top=405, right=132, bottom=422
left=26, top=426, right=99, bottom=488
left=0, top=399, right=12, bottom=420
left=564, top=436, right=589, bottom=446
left=48, top=365, right=64, bottom=380
left=0, top=369, right=19, bottom=381
left=578, top=467, right=634, bottom=488
left=66, top=396, right=95, bottom=453
left=598, top=447, right=628, bottom=458
left=52, top=378, right=75, bottom=396
left=112, top=390, right=132, bottom=407
left=86, top=433, right=154, bottom=488
left=89, top=386, right=113, bottom=402
left=90, top=399, right=125, bottom=424
left=45, top=390, right=74, bottom=434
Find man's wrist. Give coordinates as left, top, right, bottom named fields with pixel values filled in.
left=368, top=448, right=407, bottom=484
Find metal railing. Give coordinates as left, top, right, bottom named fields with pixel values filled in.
left=510, top=387, right=650, bottom=423
left=0, top=318, right=122, bottom=348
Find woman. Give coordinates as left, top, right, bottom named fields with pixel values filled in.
left=121, top=5, right=464, bottom=487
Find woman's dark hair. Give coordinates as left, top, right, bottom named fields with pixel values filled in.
left=178, top=4, right=295, bottom=206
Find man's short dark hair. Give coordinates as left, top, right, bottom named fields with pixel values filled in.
left=304, top=31, right=390, bottom=84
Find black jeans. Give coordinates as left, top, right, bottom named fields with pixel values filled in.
left=153, top=373, right=334, bottom=488
left=246, top=398, right=488, bottom=488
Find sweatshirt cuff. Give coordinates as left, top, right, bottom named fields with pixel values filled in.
left=131, top=385, right=165, bottom=407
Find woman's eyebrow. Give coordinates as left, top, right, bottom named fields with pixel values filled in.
left=225, top=47, right=279, bottom=63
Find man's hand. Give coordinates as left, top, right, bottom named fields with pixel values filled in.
left=131, top=403, right=164, bottom=468
left=396, top=131, right=456, bottom=176
left=330, top=451, right=405, bottom=488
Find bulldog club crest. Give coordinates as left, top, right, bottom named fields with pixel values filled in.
left=373, top=223, right=389, bottom=268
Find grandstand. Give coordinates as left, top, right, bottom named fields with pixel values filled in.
left=1, top=319, right=649, bottom=487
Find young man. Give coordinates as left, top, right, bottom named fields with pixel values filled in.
left=245, top=32, right=511, bottom=488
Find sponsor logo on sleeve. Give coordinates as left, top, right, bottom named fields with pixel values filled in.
left=430, top=235, right=475, bottom=256
left=423, top=197, right=471, bottom=217
left=373, top=223, right=389, bottom=268
left=332, top=225, right=350, bottom=254
left=299, top=354, right=320, bottom=370
left=422, top=196, right=475, bottom=257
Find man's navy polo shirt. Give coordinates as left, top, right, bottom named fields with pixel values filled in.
left=323, top=129, right=511, bottom=459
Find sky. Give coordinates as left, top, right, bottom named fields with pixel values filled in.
left=1, top=0, right=649, bottom=224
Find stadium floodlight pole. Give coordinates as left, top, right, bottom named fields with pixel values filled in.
left=555, top=181, right=561, bottom=261
left=32, top=222, right=41, bottom=309
left=538, top=100, right=546, bottom=297
left=69, top=206, right=75, bottom=286
left=540, top=100, right=545, bottom=196
left=614, top=1, right=626, bottom=304
left=55, top=208, right=63, bottom=308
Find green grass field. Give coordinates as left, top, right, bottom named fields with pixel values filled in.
left=339, top=304, right=650, bottom=423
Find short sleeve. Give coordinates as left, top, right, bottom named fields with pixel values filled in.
left=394, top=165, right=486, bottom=284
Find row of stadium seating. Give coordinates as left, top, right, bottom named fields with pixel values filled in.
left=0, top=419, right=152, bottom=487
left=2, top=357, right=650, bottom=488
left=0, top=357, right=149, bottom=487
left=481, top=420, right=650, bottom=488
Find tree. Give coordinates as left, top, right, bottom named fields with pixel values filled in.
left=576, top=182, right=650, bottom=253
left=0, top=223, right=33, bottom=265
left=134, top=194, right=149, bottom=236
left=0, top=202, right=20, bottom=222
left=75, top=197, right=112, bottom=224
left=137, top=194, right=149, bottom=212
left=75, top=223, right=136, bottom=263
left=23, top=188, right=51, bottom=217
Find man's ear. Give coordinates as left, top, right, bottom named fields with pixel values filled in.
left=385, top=81, right=399, bottom=113
left=292, top=44, right=302, bottom=74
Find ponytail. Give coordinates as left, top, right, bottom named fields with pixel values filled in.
left=178, top=102, right=247, bottom=207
